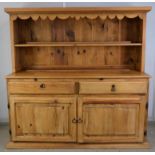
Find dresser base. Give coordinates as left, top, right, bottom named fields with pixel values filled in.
left=6, top=141, right=150, bottom=149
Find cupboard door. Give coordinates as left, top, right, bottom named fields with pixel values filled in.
left=78, top=96, right=146, bottom=143
left=10, top=96, right=76, bottom=142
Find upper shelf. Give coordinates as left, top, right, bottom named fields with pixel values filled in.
left=14, top=42, right=142, bottom=47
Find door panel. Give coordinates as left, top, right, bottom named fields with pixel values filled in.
left=78, top=96, right=146, bottom=143
left=10, top=96, right=76, bottom=142
left=83, top=104, right=138, bottom=136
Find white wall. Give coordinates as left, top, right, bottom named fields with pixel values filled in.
left=0, top=2, right=155, bottom=122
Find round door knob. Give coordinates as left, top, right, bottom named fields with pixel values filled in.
left=78, top=118, right=83, bottom=123
left=72, top=118, right=77, bottom=123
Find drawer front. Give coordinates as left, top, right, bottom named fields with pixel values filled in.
left=79, top=80, right=148, bottom=94
left=8, top=81, right=75, bottom=94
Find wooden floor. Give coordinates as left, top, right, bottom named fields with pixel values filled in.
left=0, top=122, right=155, bottom=151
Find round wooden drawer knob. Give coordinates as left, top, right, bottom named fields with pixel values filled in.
left=40, top=83, right=46, bottom=88
left=111, top=84, right=116, bottom=92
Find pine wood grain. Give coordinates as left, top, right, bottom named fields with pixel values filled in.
left=5, top=7, right=151, bottom=148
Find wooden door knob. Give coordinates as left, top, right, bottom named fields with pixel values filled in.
left=72, top=118, right=77, bottom=123
left=78, top=118, right=83, bottom=123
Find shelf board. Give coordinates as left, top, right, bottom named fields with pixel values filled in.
left=25, top=65, right=135, bottom=70
left=14, top=42, right=142, bottom=47
left=6, top=69, right=150, bottom=79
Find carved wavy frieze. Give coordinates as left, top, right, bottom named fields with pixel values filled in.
left=11, top=13, right=144, bottom=21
